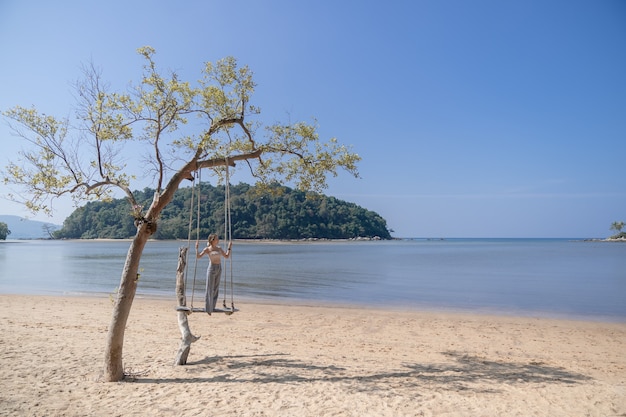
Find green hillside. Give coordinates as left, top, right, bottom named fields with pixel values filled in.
left=54, top=183, right=391, bottom=240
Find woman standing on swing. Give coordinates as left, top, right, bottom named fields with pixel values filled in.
left=196, top=234, right=232, bottom=313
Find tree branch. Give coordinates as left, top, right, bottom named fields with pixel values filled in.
left=197, top=148, right=262, bottom=170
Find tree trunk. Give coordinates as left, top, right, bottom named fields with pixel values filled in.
left=174, top=246, right=200, bottom=365
left=102, top=226, right=150, bottom=382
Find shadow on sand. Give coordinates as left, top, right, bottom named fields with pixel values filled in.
left=132, top=350, right=591, bottom=393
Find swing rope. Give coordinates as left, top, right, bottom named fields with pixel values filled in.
left=222, top=158, right=235, bottom=310
left=186, top=169, right=202, bottom=310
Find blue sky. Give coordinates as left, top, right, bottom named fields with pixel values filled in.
left=1, top=0, right=624, bottom=237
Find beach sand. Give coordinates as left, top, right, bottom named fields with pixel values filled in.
left=0, top=295, right=624, bottom=416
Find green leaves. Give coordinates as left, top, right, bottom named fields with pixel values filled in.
left=2, top=106, right=75, bottom=215
left=610, top=221, right=624, bottom=232
left=199, top=57, right=255, bottom=122
left=2, top=46, right=361, bottom=223
left=0, top=222, right=10, bottom=240
left=259, top=120, right=361, bottom=192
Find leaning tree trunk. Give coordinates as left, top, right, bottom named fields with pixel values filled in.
left=174, top=246, right=200, bottom=365
left=103, top=225, right=150, bottom=382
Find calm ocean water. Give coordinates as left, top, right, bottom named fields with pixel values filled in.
left=1, top=239, right=624, bottom=321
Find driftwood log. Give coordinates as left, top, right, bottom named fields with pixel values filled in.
left=174, top=246, right=200, bottom=365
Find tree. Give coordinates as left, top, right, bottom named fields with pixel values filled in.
left=0, top=222, right=10, bottom=240
left=42, top=223, right=57, bottom=239
left=2, top=47, right=360, bottom=382
left=610, top=221, right=625, bottom=239
left=610, top=221, right=624, bottom=234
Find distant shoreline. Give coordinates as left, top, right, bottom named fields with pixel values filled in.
left=3, top=236, right=625, bottom=243
left=582, top=237, right=626, bottom=242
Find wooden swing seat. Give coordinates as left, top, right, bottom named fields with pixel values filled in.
left=176, top=306, right=239, bottom=315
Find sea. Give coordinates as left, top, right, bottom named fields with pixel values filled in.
left=0, top=238, right=624, bottom=322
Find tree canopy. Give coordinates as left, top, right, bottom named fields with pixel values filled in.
left=2, top=46, right=362, bottom=382
left=2, top=47, right=360, bottom=217
left=54, top=183, right=391, bottom=240
left=609, top=221, right=625, bottom=239
left=0, top=222, right=10, bottom=240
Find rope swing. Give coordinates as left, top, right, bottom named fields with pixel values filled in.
left=176, top=160, right=237, bottom=315
left=222, top=157, right=235, bottom=312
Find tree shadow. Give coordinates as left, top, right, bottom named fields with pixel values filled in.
left=397, top=351, right=593, bottom=393
left=186, top=353, right=291, bottom=367
left=135, top=350, right=592, bottom=393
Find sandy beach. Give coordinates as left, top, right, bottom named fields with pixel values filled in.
left=0, top=295, right=624, bottom=416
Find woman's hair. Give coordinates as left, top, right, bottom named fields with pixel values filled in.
left=208, top=233, right=218, bottom=243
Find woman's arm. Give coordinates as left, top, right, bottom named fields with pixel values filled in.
left=195, top=242, right=205, bottom=259
left=223, top=242, right=232, bottom=259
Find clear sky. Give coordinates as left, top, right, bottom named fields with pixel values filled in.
left=1, top=0, right=624, bottom=238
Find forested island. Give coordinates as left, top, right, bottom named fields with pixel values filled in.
left=53, top=183, right=391, bottom=240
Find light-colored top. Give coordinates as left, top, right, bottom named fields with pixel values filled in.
left=196, top=243, right=231, bottom=264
